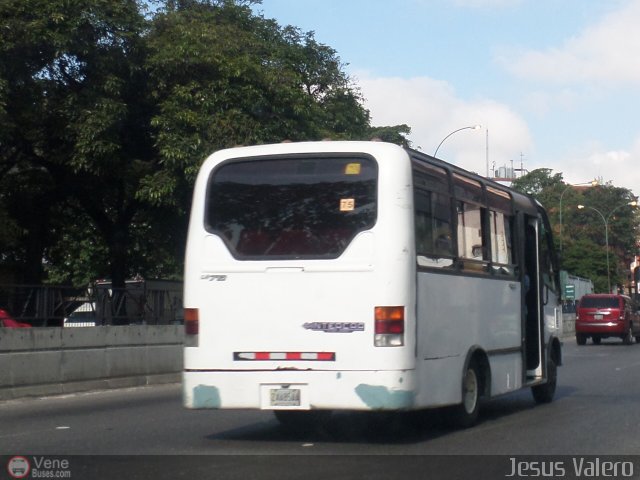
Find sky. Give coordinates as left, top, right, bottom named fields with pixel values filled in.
left=253, top=0, right=640, bottom=197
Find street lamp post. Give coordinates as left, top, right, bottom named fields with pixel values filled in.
left=433, top=125, right=482, bottom=158
left=559, top=180, right=598, bottom=255
left=578, top=201, right=638, bottom=293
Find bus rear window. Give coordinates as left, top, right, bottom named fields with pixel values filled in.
left=205, top=155, right=378, bottom=259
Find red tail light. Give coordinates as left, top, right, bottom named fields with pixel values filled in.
left=374, top=306, right=404, bottom=347
left=184, top=308, right=199, bottom=335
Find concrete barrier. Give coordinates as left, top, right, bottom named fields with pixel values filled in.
left=561, top=313, right=575, bottom=338
left=0, top=326, right=184, bottom=401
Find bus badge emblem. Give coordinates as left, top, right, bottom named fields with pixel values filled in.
left=200, top=274, right=227, bottom=282
left=303, top=322, right=364, bottom=333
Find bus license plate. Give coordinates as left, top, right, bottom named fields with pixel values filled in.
left=270, top=388, right=301, bottom=407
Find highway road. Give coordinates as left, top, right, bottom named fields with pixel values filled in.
left=2, top=338, right=640, bottom=478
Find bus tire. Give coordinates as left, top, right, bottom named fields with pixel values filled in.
left=449, top=361, right=481, bottom=428
left=532, top=356, right=557, bottom=404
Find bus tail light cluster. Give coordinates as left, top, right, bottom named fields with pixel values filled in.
left=184, top=308, right=199, bottom=347
left=374, top=306, right=404, bottom=347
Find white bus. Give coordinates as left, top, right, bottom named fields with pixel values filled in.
left=183, top=141, right=562, bottom=428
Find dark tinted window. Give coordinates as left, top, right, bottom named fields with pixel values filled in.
left=206, top=155, right=377, bottom=259
left=453, top=173, right=483, bottom=204
left=539, top=214, right=558, bottom=293
left=413, top=163, right=449, bottom=194
left=487, top=186, right=512, bottom=213
left=579, top=296, right=620, bottom=309
left=415, top=190, right=454, bottom=260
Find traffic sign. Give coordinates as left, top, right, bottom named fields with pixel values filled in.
left=564, top=284, right=575, bottom=300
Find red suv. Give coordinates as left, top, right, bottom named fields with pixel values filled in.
left=575, top=294, right=640, bottom=345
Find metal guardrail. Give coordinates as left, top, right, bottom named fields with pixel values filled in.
left=0, top=281, right=183, bottom=327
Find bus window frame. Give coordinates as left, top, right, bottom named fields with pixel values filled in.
left=412, top=154, right=518, bottom=278
left=413, top=163, right=456, bottom=268
left=538, top=206, right=561, bottom=299
left=203, top=152, right=379, bottom=261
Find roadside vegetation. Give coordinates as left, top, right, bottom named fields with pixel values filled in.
left=511, top=169, right=639, bottom=293
left=0, top=0, right=409, bottom=288
left=1, top=0, right=635, bottom=292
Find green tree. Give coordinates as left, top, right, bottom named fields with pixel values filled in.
left=513, top=170, right=639, bottom=293
left=572, top=185, right=638, bottom=292
left=0, top=0, right=384, bottom=288
left=511, top=168, right=564, bottom=197
left=367, top=124, right=412, bottom=147
left=510, top=168, right=565, bottom=248
left=561, top=238, right=609, bottom=293
left=145, top=1, right=373, bottom=172
left=0, top=0, right=151, bottom=287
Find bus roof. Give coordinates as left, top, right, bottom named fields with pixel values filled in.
left=407, top=146, right=540, bottom=216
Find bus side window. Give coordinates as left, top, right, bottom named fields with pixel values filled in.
left=539, top=216, right=559, bottom=295
left=414, top=189, right=454, bottom=268
left=453, top=173, right=489, bottom=273
left=457, top=201, right=489, bottom=273
left=486, top=187, right=515, bottom=276
left=489, top=210, right=515, bottom=276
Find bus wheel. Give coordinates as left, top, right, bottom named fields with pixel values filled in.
left=576, top=334, right=587, bottom=346
left=450, top=361, right=481, bottom=428
left=532, top=357, right=557, bottom=404
left=274, top=410, right=331, bottom=433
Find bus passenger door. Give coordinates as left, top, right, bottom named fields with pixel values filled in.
left=524, top=216, right=542, bottom=376
left=523, top=212, right=561, bottom=380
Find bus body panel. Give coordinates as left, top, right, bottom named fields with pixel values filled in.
left=416, top=271, right=521, bottom=359
left=414, top=271, right=523, bottom=406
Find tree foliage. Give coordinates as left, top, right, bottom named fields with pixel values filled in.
left=368, top=124, right=412, bottom=147
left=0, top=0, right=408, bottom=287
left=510, top=168, right=564, bottom=199
left=512, top=170, right=639, bottom=293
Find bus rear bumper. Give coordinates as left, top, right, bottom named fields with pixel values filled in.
left=183, top=369, right=416, bottom=411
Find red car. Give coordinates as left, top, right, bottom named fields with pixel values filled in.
left=575, top=294, right=640, bottom=345
left=0, top=308, right=31, bottom=328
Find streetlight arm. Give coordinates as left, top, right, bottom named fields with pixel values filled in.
left=605, top=200, right=638, bottom=222
left=578, top=205, right=606, bottom=224
left=433, top=125, right=481, bottom=157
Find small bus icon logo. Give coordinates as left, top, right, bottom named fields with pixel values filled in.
left=7, top=456, right=30, bottom=479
